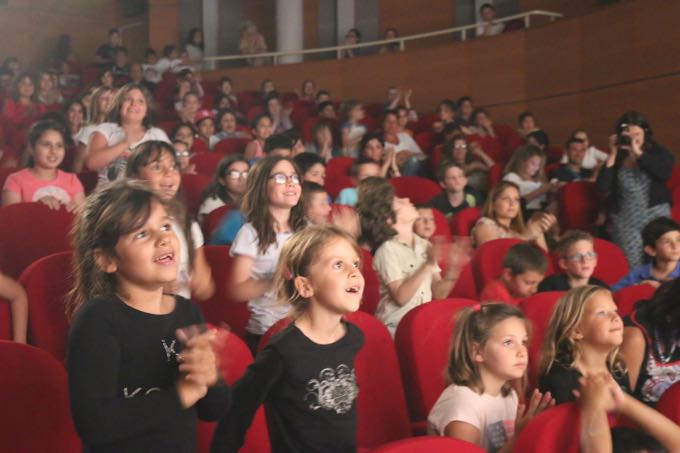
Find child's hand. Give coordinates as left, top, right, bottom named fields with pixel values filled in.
left=38, top=195, right=63, bottom=210
left=330, top=207, right=360, bottom=238
left=574, top=373, right=624, bottom=414
left=176, top=378, right=207, bottom=409
left=515, top=389, right=555, bottom=433
left=640, top=279, right=661, bottom=288
left=176, top=327, right=220, bottom=388
left=427, top=241, right=443, bottom=266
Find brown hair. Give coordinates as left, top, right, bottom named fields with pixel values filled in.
left=449, top=303, right=528, bottom=396
left=504, top=145, right=546, bottom=182
left=275, top=225, right=361, bottom=317
left=355, top=176, right=396, bottom=252
left=538, top=285, right=626, bottom=379
left=106, top=82, right=155, bottom=128
left=556, top=230, right=594, bottom=258
left=241, top=155, right=307, bottom=254
left=481, top=180, right=526, bottom=233
left=87, top=85, right=115, bottom=125
left=68, top=180, right=167, bottom=319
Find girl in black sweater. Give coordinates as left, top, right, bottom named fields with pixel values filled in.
left=211, top=225, right=365, bottom=453
left=67, top=180, right=229, bottom=453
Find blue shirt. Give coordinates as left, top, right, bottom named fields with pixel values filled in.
left=611, top=261, right=680, bottom=291
left=336, top=187, right=358, bottom=206
left=209, top=209, right=246, bottom=246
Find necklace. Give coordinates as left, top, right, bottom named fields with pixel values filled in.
left=654, top=327, right=679, bottom=363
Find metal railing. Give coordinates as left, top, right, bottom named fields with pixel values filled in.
left=203, top=10, right=563, bottom=69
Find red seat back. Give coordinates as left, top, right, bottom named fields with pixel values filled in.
left=449, top=207, right=481, bottom=236
left=592, top=238, right=629, bottom=285
left=657, top=381, right=680, bottom=425
left=557, top=181, right=600, bottom=232
left=213, top=137, right=250, bottom=155
left=325, top=156, right=355, bottom=200
left=394, top=299, right=477, bottom=424
left=471, top=238, right=524, bottom=290
left=236, top=90, right=263, bottom=114
left=389, top=176, right=442, bottom=205
left=195, top=246, right=250, bottom=339
left=77, top=171, right=98, bottom=195
left=493, top=123, right=523, bottom=160
left=181, top=173, right=211, bottom=217
left=519, top=291, right=565, bottom=386
left=359, top=248, right=381, bottom=315
left=290, top=100, right=316, bottom=129
left=448, top=263, right=479, bottom=299
left=20, top=251, right=73, bottom=362
left=261, top=311, right=412, bottom=448
left=191, top=152, right=224, bottom=177
left=0, top=298, right=11, bottom=340
left=246, top=105, right=267, bottom=123
left=413, top=131, right=438, bottom=154
left=487, top=163, right=505, bottom=188
left=613, top=283, right=656, bottom=318
left=370, top=436, right=485, bottom=452
left=431, top=208, right=452, bottom=241
left=202, top=204, right=234, bottom=240
left=667, top=165, right=680, bottom=193
left=0, top=341, right=81, bottom=452
left=0, top=203, right=74, bottom=279
left=513, top=403, right=581, bottom=453
left=197, top=332, right=270, bottom=453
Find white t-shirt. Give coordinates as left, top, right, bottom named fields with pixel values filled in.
left=428, top=384, right=518, bottom=453
left=198, top=195, right=226, bottom=220
left=92, top=122, right=170, bottom=188
left=503, top=172, right=544, bottom=210
left=171, top=220, right=204, bottom=300
left=342, top=122, right=367, bottom=157
left=77, top=124, right=98, bottom=146
left=390, top=132, right=424, bottom=156
left=230, top=222, right=293, bottom=335
left=560, top=145, right=608, bottom=170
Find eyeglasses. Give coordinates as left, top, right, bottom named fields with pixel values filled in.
left=564, top=252, right=597, bottom=262
left=269, top=173, right=300, bottom=185
left=454, top=144, right=468, bottom=149
left=175, top=151, right=191, bottom=158
left=227, top=170, right=249, bottom=180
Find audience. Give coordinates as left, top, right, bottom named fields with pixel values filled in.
left=479, top=242, right=547, bottom=304
left=198, top=154, right=249, bottom=221
left=476, top=3, right=505, bottom=37
left=430, top=161, right=482, bottom=218
left=550, top=137, right=596, bottom=182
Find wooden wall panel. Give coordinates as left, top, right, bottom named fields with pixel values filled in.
left=379, top=0, right=454, bottom=48
left=149, top=0, right=180, bottom=53
left=244, top=0, right=277, bottom=53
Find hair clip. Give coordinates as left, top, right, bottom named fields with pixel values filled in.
left=472, top=303, right=482, bottom=312
left=282, top=267, right=294, bottom=281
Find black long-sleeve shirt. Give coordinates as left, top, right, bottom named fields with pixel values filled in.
left=67, top=294, right=230, bottom=453
left=211, top=321, right=364, bottom=453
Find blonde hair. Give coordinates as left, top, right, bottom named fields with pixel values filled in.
left=538, top=285, right=626, bottom=379
left=504, top=145, right=546, bottom=182
left=449, top=303, right=528, bottom=397
left=481, top=180, right=526, bottom=233
left=275, top=225, right=361, bottom=318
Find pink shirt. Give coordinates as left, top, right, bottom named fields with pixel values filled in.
left=3, top=168, right=84, bottom=204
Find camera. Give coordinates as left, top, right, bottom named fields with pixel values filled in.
left=616, top=134, right=632, bottom=147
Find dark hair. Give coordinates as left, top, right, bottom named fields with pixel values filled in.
left=294, top=152, right=326, bottom=176
left=347, top=28, right=362, bottom=40
left=565, top=137, right=585, bottom=149
left=162, top=45, right=176, bottom=57
left=471, top=108, right=489, bottom=125
left=265, top=92, right=280, bottom=106
left=213, top=93, right=231, bottom=110
left=215, top=108, right=236, bottom=126
left=144, top=48, right=157, bottom=58
left=187, top=27, right=204, bottom=49
left=200, top=154, right=249, bottom=206
left=301, top=181, right=328, bottom=214
left=317, top=101, right=334, bottom=114
left=437, top=160, right=466, bottom=183
left=315, top=89, right=330, bottom=100
left=360, top=132, right=384, bottom=155
left=11, top=72, right=36, bottom=102
left=439, top=99, right=457, bottom=112
left=636, top=278, right=680, bottom=349
left=456, top=96, right=473, bottom=114
left=443, top=135, right=472, bottom=164
left=68, top=180, right=166, bottom=319
left=350, top=156, right=380, bottom=177
left=241, top=156, right=307, bottom=253
left=106, top=83, right=155, bottom=128
left=503, top=242, right=548, bottom=275
left=641, top=217, right=680, bottom=249
left=260, top=78, right=273, bottom=91
left=264, top=134, right=292, bottom=154
left=283, top=128, right=301, bottom=145
left=556, top=230, right=594, bottom=258
left=26, top=119, right=67, bottom=167
left=615, top=111, right=654, bottom=150
left=172, top=122, right=197, bottom=139
left=527, top=129, right=550, bottom=149
left=518, top=111, right=534, bottom=126
left=251, top=113, right=272, bottom=130
left=219, top=76, right=233, bottom=85
left=356, top=176, right=396, bottom=252
left=312, top=120, right=332, bottom=137
left=480, top=3, right=495, bottom=12
left=114, top=47, right=128, bottom=56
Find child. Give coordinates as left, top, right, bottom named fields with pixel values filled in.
left=198, top=154, right=249, bottom=221
left=244, top=114, right=273, bottom=161
left=444, top=134, right=495, bottom=193
left=563, top=129, right=608, bottom=170
left=229, top=156, right=307, bottom=352
left=428, top=303, right=554, bottom=452
left=576, top=373, right=680, bottom=453
left=172, top=122, right=198, bottom=153
left=263, top=134, right=292, bottom=157
left=173, top=140, right=195, bottom=174
left=301, top=181, right=331, bottom=225
left=2, top=119, right=84, bottom=210
left=503, top=145, right=560, bottom=213
left=211, top=225, right=364, bottom=452
left=430, top=161, right=482, bottom=218
left=66, top=180, right=229, bottom=451
left=612, top=217, right=680, bottom=291
left=214, top=109, right=249, bottom=141
left=335, top=157, right=382, bottom=206
left=479, top=242, right=547, bottom=305
left=358, top=178, right=466, bottom=335
left=538, top=285, right=629, bottom=405
left=293, top=152, right=326, bottom=186
left=549, top=137, right=595, bottom=182
left=126, top=141, right=215, bottom=301
left=194, top=109, right=217, bottom=149
left=0, top=272, right=28, bottom=343
left=341, top=100, right=367, bottom=157
left=414, top=206, right=436, bottom=241
left=305, top=121, right=339, bottom=160
left=538, top=230, right=608, bottom=292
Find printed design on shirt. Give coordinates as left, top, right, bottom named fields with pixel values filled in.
left=162, top=339, right=178, bottom=362
left=32, top=185, right=71, bottom=204
left=304, top=364, right=358, bottom=414
left=485, top=419, right=514, bottom=453
left=641, top=355, right=680, bottom=402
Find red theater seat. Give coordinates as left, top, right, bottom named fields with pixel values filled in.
left=513, top=403, right=581, bottom=453
left=181, top=173, right=211, bottom=217
left=0, top=341, right=81, bottom=452
left=191, top=152, right=224, bottom=177
left=369, top=436, right=484, bottom=452
left=389, top=176, right=442, bottom=205
left=613, top=283, right=656, bottom=318
left=657, top=381, right=680, bottom=425
left=214, top=137, right=250, bottom=155
left=449, top=207, right=481, bottom=236
left=202, top=204, right=234, bottom=239
left=359, top=248, right=381, bottom=315
left=0, top=298, right=11, bottom=340
left=557, top=181, right=600, bottom=232
left=394, top=299, right=476, bottom=426
left=325, top=156, right=355, bottom=200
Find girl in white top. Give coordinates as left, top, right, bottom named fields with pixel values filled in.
left=229, top=156, right=307, bottom=352
left=87, top=83, right=170, bottom=188
left=428, top=303, right=554, bottom=453
left=73, top=86, right=115, bottom=173
left=341, top=101, right=367, bottom=157
left=198, top=154, right=249, bottom=222
left=126, top=141, right=215, bottom=302
left=503, top=145, right=561, bottom=211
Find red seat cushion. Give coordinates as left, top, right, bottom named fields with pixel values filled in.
left=180, top=173, right=212, bottom=217
left=657, top=381, right=680, bottom=425
left=557, top=181, right=601, bottom=232
left=389, top=176, right=442, bottom=205
left=369, top=436, right=485, bottom=452
left=201, top=204, right=234, bottom=239
left=359, top=248, right=381, bottom=315
left=449, top=207, right=481, bottom=236
left=0, top=298, right=11, bottom=340
left=325, top=156, right=355, bottom=200
left=191, top=152, right=225, bottom=177
left=613, top=283, right=656, bottom=318
left=213, top=137, right=250, bottom=155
